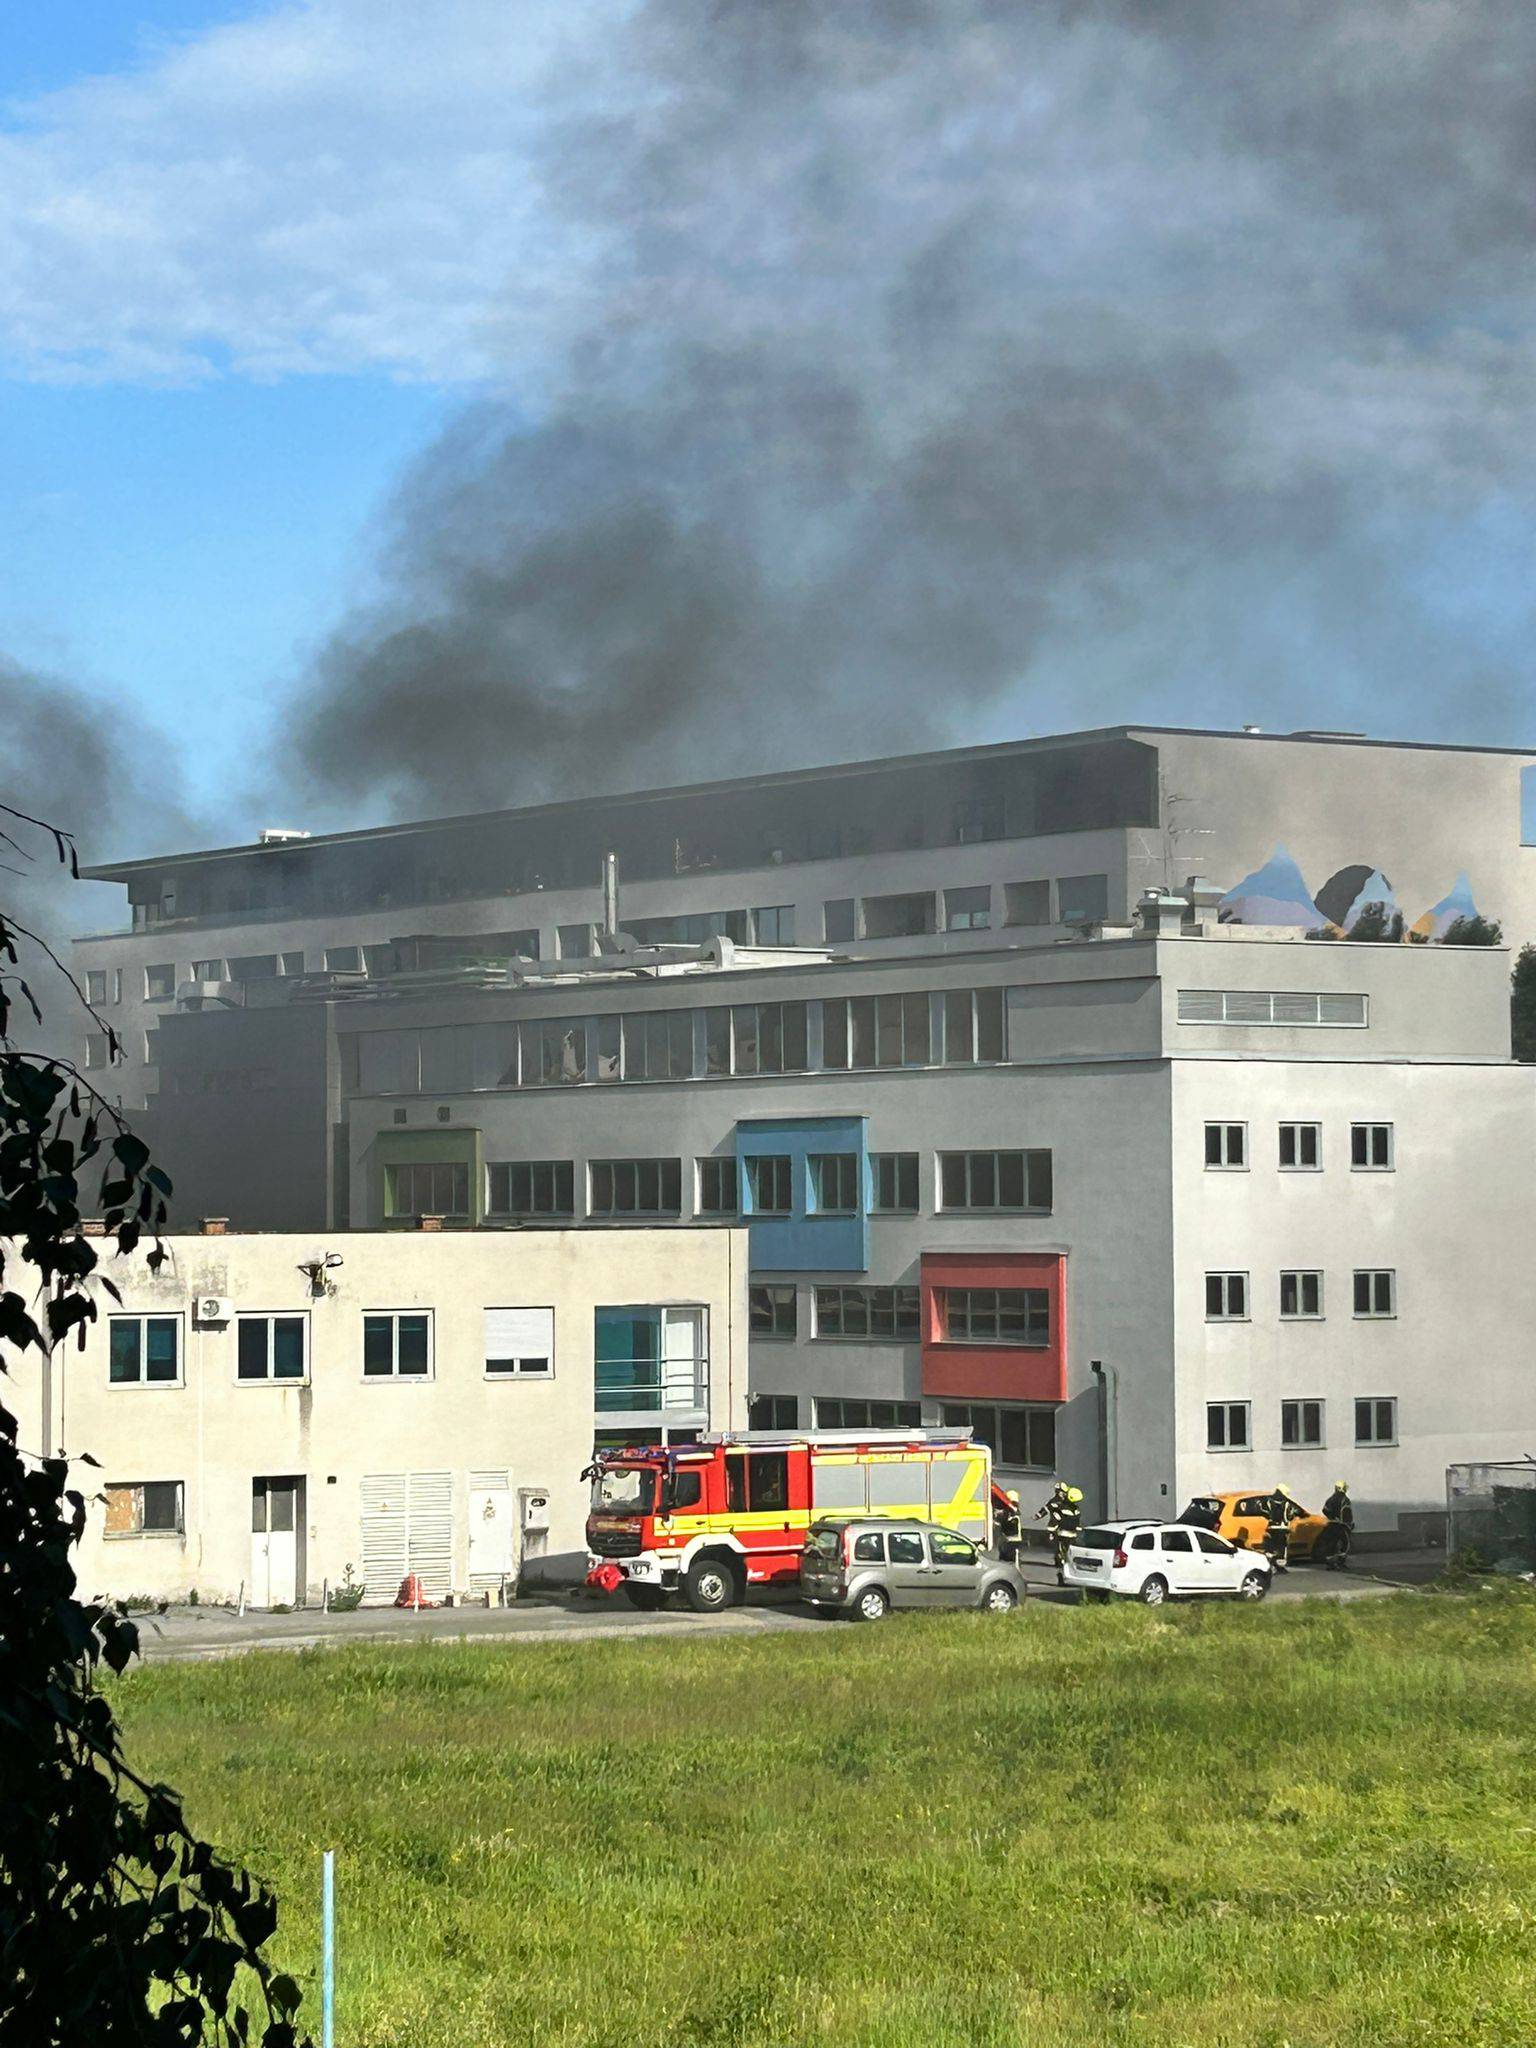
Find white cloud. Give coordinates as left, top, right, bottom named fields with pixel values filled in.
left=0, top=0, right=615, bottom=385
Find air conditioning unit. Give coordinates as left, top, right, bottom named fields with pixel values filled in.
left=195, top=1296, right=232, bottom=1325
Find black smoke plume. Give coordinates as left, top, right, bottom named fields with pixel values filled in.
left=290, top=0, right=1536, bottom=819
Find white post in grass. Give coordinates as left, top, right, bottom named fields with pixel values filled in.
left=321, top=1849, right=335, bottom=2048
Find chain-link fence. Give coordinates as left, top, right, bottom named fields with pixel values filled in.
left=1446, top=1461, right=1536, bottom=1572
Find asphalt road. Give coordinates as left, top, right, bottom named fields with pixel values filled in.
left=125, top=1549, right=1444, bottom=1663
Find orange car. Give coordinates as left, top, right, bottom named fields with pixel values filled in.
left=1180, top=1490, right=1350, bottom=1566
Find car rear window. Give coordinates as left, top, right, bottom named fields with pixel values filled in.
left=804, top=1527, right=841, bottom=1562
left=1076, top=1527, right=1122, bottom=1549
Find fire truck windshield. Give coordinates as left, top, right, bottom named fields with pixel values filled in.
left=592, top=1467, right=655, bottom=1515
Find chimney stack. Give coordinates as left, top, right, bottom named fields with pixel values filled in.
left=201, top=1217, right=229, bottom=1236
left=418, top=1215, right=444, bottom=1233
left=79, top=1218, right=107, bottom=1237
left=601, top=851, right=620, bottom=941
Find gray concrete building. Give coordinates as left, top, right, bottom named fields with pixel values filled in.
left=67, top=724, right=1536, bottom=1542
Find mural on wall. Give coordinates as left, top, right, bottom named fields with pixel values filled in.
left=1410, top=872, right=1480, bottom=942
left=1217, top=845, right=1329, bottom=930
left=1220, top=846, right=1493, bottom=941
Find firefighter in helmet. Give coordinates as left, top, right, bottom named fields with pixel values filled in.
left=1037, top=1480, right=1084, bottom=1582
left=1263, top=1484, right=1294, bottom=1570
left=1320, top=1478, right=1354, bottom=1571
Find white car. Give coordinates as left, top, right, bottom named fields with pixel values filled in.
left=1063, top=1519, right=1272, bottom=1605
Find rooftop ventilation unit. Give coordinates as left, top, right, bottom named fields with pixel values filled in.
left=258, top=827, right=311, bottom=845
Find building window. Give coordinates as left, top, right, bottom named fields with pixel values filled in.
left=325, top=946, right=362, bottom=972
left=938, top=1149, right=1052, bottom=1213
left=622, top=910, right=749, bottom=948
left=820, top=992, right=931, bottom=1070
left=1279, top=1271, right=1323, bottom=1319
left=1355, top=1396, right=1398, bottom=1446
left=940, top=1289, right=1050, bottom=1347
left=1057, top=873, right=1109, bottom=924
left=1207, top=1402, right=1251, bottom=1450
left=108, top=1315, right=182, bottom=1386
left=1281, top=1399, right=1324, bottom=1448
left=823, top=898, right=856, bottom=944
left=487, top=1161, right=575, bottom=1220
left=620, top=1011, right=694, bottom=1082
left=280, top=950, right=305, bottom=975
left=816, top=1397, right=921, bottom=1428
left=1004, top=879, right=1051, bottom=927
left=1204, top=1122, right=1248, bottom=1170
left=696, top=1156, right=740, bottom=1216
left=1177, top=989, right=1368, bottom=1028
left=1279, top=1122, right=1321, bottom=1170
left=589, top=1159, right=683, bottom=1218
left=112, top=968, right=123, bottom=1005
left=84, top=1032, right=110, bottom=1070
left=1351, top=1123, right=1394, bottom=1171
left=484, top=1306, right=554, bottom=1378
left=940, top=1403, right=1056, bottom=1469
left=709, top=1001, right=809, bottom=1076
left=942, top=988, right=1005, bottom=1064
left=103, top=1480, right=184, bottom=1537
left=86, top=969, right=108, bottom=1005
left=595, top=1304, right=707, bottom=1415
left=384, top=1161, right=470, bottom=1220
left=192, top=957, right=226, bottom=982
left=809, top=1153, right=859, bottom=1215
left=745, top=1155, right=793, bottom=1215
left=752, top=905, right=795, bottom=945
left=944, top=885, right=992, bottom=932
left=236, top=1314, right=308, bottom=1383
left=814, top=1286, right=921, bottom=1340
left=862, top=891, right=936, bottom=940
left=749, top=1284, right=797, bottom=1339
left=144, top=964, right=175, bottom=1001
left=557, top=922, right=594, bottom=960
left=1205, top=1272, right=1249, bottom=1321
left=748, top=1393, right=799, bottom=1430
left=519, top=1017, right=587, bottom=1087
left=229, top=954, right=278, bottom=982
left=870, top=1152, right=920, bottom=1213
left=143, top=1031, right=158, bottom=1066
left=363, top=1312, right=433, bottom=1379
left=1353, top=1269, right=1396, bottom=1318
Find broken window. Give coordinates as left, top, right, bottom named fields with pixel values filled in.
left=104, top=1481, right=184, bottom=1536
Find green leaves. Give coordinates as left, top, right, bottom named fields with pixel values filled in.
left=1, top=859, right=298, bottom=2045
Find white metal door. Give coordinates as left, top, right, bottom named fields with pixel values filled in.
left=360, top=1469, right=455, bottom=1602
left=468, top=1469, right=515, bottom=1588
left=251, top=1479, right=299, bottom=1608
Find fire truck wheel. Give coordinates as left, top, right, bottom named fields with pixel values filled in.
left=852, top=1585, right=890, bottom=1623
left=684, top=1555, right=740, bottom=1613
left=621, top=1584, right=668, bottom=1612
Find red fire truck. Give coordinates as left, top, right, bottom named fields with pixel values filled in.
left=584, top=1428, right=1018, bottom=1611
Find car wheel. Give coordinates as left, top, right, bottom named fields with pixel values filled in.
left=1138, top=1575, right=1169, bottom=1607
left=684, top=1556, right=739, bottom=1614
left=852, top=1585, right=890, bottom=1623
left=981, top=1581, right=1019, bottom=1613
left=1239, top=1570, right=1269, bottom=1601
left=621, top=1584, right=668, bottom=1612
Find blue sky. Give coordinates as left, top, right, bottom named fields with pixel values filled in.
left=2, top=1, right=1534, bottom=853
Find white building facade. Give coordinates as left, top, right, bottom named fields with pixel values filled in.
left=11, top=1226, right=748, bottom=1606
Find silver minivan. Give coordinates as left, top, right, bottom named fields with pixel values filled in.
left=799, top=1517, right=1027, bottom=1621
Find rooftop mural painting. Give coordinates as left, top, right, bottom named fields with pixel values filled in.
left=1221, top=847, right=1493, bottom=943
left=1218, top=845, right=1329, bottom=930
left=1411, top=872, right=1480, bottom=943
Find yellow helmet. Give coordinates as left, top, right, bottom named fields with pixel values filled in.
left=1275, top=1484, right=1290, bottom=1498
left=1333, top=1480, right=1348, bottom=1492
left=1066, top=1486, right=1084, bottom=1503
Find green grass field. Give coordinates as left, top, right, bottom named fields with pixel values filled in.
left=110, top=1591, right=1536, bottom=2048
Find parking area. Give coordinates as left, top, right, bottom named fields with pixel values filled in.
left=124, top=1546, right=1444, bottom=1660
